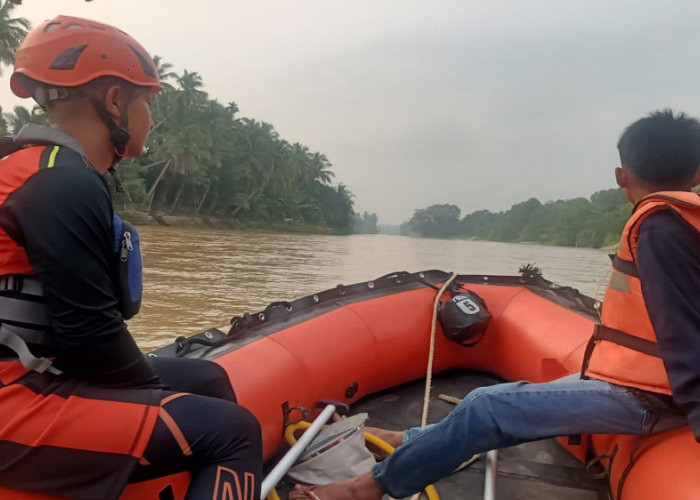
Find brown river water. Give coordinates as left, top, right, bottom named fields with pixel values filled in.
left=129, top=226, right=611, bottom=351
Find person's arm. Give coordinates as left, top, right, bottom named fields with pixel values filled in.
left=637, top=209, right=700, bottom=439
left=0, top=162, right=160, bottom=388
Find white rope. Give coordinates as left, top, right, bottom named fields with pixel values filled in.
left=419, top=271, right=458, bottom=426
left=408, top=272, right=458, bottom=500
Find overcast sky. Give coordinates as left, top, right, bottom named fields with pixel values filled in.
left=4, top=1, right=700, bottom=223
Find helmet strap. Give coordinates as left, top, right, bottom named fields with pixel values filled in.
left=89, top=95, right=130, bottom=167
left=107, top=167, right=124, bottom=193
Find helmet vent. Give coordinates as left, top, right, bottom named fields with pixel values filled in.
left=129, top=45, right=157, bottom=78
left=66, top=24, right=84, bottom=30
left=49, top=44, right=88, bottom=70
left=44, top=23, right=60, bottom=34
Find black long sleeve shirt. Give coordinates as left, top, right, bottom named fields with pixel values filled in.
left=637, top=209, right=700, bottom=439
left=0, top=144, right=160, bottom=388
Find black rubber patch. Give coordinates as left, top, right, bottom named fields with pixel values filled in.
left=158, top=485, right=175, bottom=500
left=129, top=45, right=157, bottom=78
left=49, top=44, right=88, bottom=70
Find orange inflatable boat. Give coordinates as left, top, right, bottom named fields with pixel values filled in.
left=3, top=269, right=698, bottom=499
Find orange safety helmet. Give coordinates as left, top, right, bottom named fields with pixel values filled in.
left=11, top=15, right=162, bottom=99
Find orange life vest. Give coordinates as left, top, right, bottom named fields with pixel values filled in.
left=0, top=131, right=160, bottom=498
left=582, top=191, right=700, bottom=394
left=0, top=145, right=51, bottom=275
left=0, top=143, right=71, bottom=375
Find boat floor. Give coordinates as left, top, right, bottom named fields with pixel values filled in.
left=274, top=371, right=609, bottom=500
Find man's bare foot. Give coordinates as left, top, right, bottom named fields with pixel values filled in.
left=288, top=473, right=384, bottom=500
left=364, top=426, right=404, bottom=448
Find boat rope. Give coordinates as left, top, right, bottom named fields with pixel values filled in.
left=437, top=394, right=462, bottom=405
left=406, top=272, right=460, bottom=500
left=419, top=271, right=457, bottom=427
left=410, top=273, right=484, bottom=500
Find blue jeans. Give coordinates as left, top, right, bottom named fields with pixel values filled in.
left=372, top=376, right=687, bottom=498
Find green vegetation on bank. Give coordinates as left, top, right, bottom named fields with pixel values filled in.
left=0, top=3, right=670, bottom=246
left=0, top=2, right=379, bottom=235
left=0, top=76, right=373, bottom=234
left=405, top=188, right=631, bottom=248
left=123, top=64, right=362, bottom=234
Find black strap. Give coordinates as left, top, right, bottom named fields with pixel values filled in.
left=107, top=167, right=124, bottom=192
left=609, top=254, right=639, bottom=277
left=616, top=436, right=646, bottom=500
left=586, top=443, right=618, bottom=500
left=582, top=324, right=663, bottom=377
left=89, top=95, right=130, bottom=166
left=0, top=275, right=44, bottom=297
left=0, top=296, right=49, bottom=327
left=594, top=325, right=662, bottom=358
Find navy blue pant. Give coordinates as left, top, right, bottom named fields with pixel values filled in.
left=136, top=357, right=263, bottom=500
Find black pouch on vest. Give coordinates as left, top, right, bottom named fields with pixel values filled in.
left=438, top=290, right=492, bottom=347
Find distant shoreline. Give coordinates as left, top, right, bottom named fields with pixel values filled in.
left=117, top=210, right=333, bottom=234
left=119, top=211, right=618, bottom=250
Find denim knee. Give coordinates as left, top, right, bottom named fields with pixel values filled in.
left=457, top=382, right=515, bottom=411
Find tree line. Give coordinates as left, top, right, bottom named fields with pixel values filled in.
left=0, top=66, right=370, bottom=234
left=0, top=1, right=649, bottom=245
left=405, top=188, right=632, bottom=248
left=0, top=1, right=379, bottom=234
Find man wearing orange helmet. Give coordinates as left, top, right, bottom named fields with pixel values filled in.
left=0, top=15, right=262, bottom=500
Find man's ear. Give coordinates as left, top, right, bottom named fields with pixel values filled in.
left=103, top=85, right=125, bottom=120
left=615, top=167, right=630, bottom=188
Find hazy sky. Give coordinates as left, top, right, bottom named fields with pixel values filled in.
left=4, top=1, right=700, bottom=223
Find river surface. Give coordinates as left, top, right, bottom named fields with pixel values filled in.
left=130, top=226, right=612, bottom=351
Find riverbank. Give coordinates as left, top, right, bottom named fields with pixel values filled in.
left=118, top=210, right=333, bottom=234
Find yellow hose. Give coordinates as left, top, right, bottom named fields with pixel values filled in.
left=282, top=420, right=439, bottom=500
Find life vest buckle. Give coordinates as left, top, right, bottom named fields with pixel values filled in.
left=0, top=275, right=23, bottom=293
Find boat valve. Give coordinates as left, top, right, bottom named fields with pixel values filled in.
left=315, top=399, right=350, bottom=419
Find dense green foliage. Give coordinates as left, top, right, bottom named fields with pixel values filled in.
left=0, top=1, right=29, bottom=75
left=407, top=189, right=631, bottom=248
left=0, top=5, right=633, bottom=244
left=118, top=64, right=363, bottom=234
left=0, top=19, right=369, bottom=234
left=408, top=204, right=461, bottom=238
left=353, top=212, right=379, bottom=234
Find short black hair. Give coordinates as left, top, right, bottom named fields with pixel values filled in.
left=617, top=109, right=700, bottom=187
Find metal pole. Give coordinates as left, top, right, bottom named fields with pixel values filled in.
left=484, top=449, right=498, bottom=500
left=260, top=404, right=337, bottom=499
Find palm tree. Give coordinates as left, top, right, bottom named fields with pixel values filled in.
left=152, top=55, right=177, bottom=90
left=226, top=118, right=281, bottom=217
left=6, top=104, right=46, bottom=133
left=0, top=1, right=30, bottom=75
left=145, top=72, right=214, bottom=211
left=177, top=70, right=208, bottom=108
left=308, top=152, right=335, bottom=185
left=112, top=59, right=349, bottom=228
